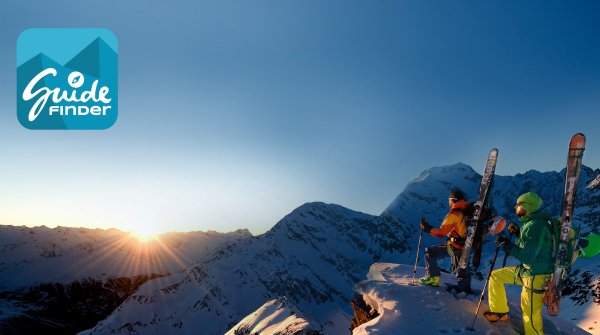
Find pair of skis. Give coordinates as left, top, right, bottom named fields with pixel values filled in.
left=457, top=148, right=498, bottom=271
left=460, top=133, right=586, bottom=322
left=545, top=133, right=586, bottom=316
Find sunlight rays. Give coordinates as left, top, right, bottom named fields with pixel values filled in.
left=68, top=230, right=193, bottom=283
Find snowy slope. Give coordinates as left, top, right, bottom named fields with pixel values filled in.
left=353, top=263, right=592, bottom=335
left=224, top=297, right=322, bottom=335
left=79, top=203, right=413, bottom=335
left=0, top=225, right=251, bottom=291
left=73, top=164, right=600, bottom=335
left=0, top=225, right=251, bottom=334
left=588, top=174, right=600, bottom=190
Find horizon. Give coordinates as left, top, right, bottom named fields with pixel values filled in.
left=1, top=1, right=600, bottom=236
left=2, top=160, right=597, bottom=236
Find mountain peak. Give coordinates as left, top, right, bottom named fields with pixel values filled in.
left=54, top=162, right=600, bottom=335
left=383, top=162, right=481, bottom=218
left=411, top=162, right=478, bottom=184
left=265, top=201, right=370, bottom=238
left=225, top=296, right=323, bottom=335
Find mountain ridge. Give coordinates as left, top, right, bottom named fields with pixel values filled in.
left=80, top=163, right=599, bottom=335
left=1, top=163, right=598, bottom=335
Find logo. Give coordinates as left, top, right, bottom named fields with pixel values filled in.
left=17, top=28, right=118, bottom=130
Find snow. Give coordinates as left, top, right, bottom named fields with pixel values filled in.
left=224, top=297, right=318, bottom=335
left=0, top=225, right=251, bottom=291
left=587, top=174, right=600, bottom=189
left=77, top=164, right=600, bottom=335
left=2, top=163, right=597, bottom=335
left=557, top=257, right=600, bottom=334
left=581, top=305, right=600, bottom=335
left=353, top=263, right=593, bottom=335
left=77, top=202, right=408, bottom=335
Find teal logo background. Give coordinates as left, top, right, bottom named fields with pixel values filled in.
left=17, top=28, right=118, bottom=130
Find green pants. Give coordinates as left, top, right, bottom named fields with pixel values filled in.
left=488, top=266, right=549, bottom=335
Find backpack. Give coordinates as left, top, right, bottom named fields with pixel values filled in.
left=543, top=217, right=580, bottom=316
left=546, top=217, right=579, bottom=268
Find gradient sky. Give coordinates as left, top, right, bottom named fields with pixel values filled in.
left=1, top=1, right=599, bottom=235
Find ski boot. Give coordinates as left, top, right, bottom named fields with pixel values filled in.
left=483, top=311, right=508, bottom=322
left=418, top=275, right=439, bottom=287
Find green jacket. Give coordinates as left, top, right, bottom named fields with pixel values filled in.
left=508, top=211, right=554, bottom=276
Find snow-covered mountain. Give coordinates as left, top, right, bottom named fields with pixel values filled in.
left=0, top=226, right=251, bottom=334
left=225, top=297, right=323, bottom=335
left=5, top=163, right=599, bottom=335
left=78, top=163, right=600, bottom=335
left=384, top=163, right=600, bottom=233
left=0, top=225, right=252, bottom=291
left=79, top=203, right=412, bottom=335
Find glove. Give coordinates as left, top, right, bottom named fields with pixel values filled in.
left=508, top=223, right=520, bottom=237
left=495, top=233, right=511, bottom=252
left=419, top=218, right=432, bottom=233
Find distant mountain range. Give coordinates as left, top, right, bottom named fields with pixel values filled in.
left=1, top=163, right=598, bottom=335
left=0, top=227, right=250, bottom=334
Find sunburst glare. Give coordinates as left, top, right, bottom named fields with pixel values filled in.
left=129, top=230, right=160, bottom=243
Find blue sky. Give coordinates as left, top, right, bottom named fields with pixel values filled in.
left=1, top=1, right=599, bottom=235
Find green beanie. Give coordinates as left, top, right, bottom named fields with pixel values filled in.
left=517, top=192, right=543, bottom=213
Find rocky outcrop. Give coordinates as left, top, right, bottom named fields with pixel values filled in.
left=349, top=294, right=379, bottom=333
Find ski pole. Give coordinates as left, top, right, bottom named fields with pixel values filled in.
left=468, top=243, right=502, bottom=331
left=412, top=230, right=424, bottom=285
left=501, top=235, right=511, bottom=267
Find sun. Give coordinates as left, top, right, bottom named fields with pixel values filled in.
left=129, top=229, right=161, bottom=243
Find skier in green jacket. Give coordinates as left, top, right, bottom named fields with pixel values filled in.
left=484, top=192, right=553, bottom=335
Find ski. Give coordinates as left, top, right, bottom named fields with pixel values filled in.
left=458, top=148, right=498, bottom=270
left=545, top=133, right=586, bottom=316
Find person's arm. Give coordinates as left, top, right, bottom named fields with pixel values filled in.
left=429, top=212, right=457, bottom=238
left=508, top=222, right=548, bottom=264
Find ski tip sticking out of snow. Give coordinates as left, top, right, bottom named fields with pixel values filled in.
left=353, top=263, right=593, bottom=335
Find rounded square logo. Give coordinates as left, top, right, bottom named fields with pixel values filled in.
left=17, top=28, right=118, bottom=130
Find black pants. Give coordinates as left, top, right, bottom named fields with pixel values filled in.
left=424, top=243, right=471, bottom=291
